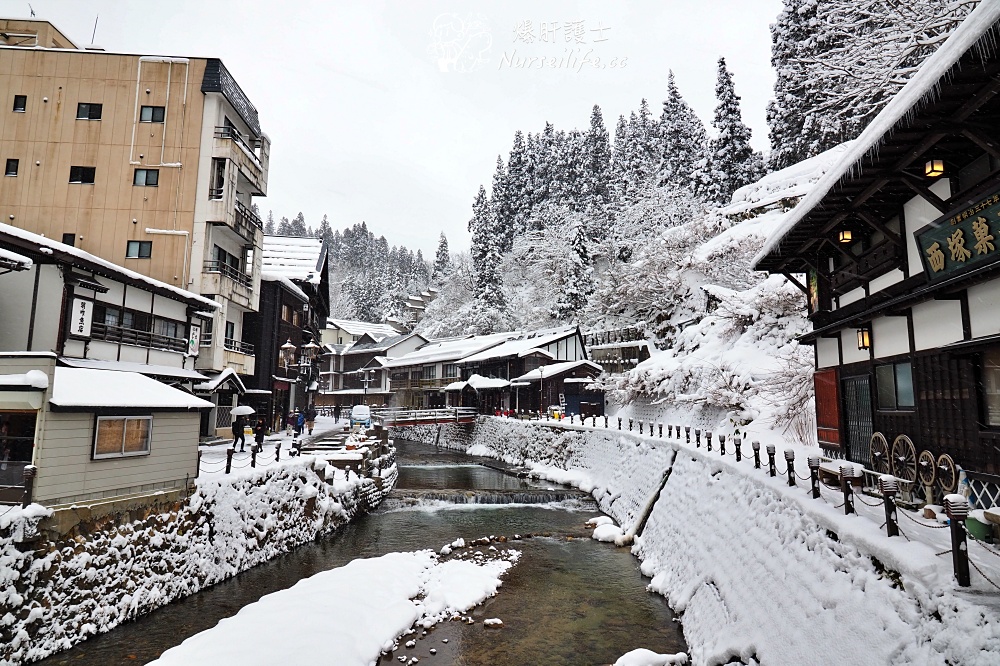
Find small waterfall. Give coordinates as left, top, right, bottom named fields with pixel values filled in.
left=387, top=488, right=592, bottom=506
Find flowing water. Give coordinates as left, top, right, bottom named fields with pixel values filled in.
left=35, top=440, right=685, bottom=666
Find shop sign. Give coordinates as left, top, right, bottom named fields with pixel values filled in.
left=917, top=190, right=1000, bottom=282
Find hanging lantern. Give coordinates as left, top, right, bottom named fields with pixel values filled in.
left=302, top=340, right=321, bottom=362
left=925, top=159, right=945, bottom=178
left=279, top=339, right=296, bottom=368
left=857, top=327, right=871, bottom=351
left=838, top=229, right=853, bottom=244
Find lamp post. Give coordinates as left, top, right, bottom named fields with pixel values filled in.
left=279, top=339, right=297, bottom=428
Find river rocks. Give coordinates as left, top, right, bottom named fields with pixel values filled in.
left=484, top=618, right=504, bottom=628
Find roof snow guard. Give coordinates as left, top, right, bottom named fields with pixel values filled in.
left=756, top=2, right=1000, bottom=273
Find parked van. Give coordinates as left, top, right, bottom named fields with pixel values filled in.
left=350, top=404, right=372, bottom=428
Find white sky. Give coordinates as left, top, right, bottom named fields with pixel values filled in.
left=3, top=0, right=783, bottom=256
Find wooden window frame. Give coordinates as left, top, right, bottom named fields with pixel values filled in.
left=92, top=415, right=152, bottom=460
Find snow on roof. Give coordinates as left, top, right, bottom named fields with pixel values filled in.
left=0, top=221, right=218, bottom=309
left=0, top=370, right=48, bottom=389
left=50, top=367, right=213, bottom=409
left=262, top=236, right=324, bottom=285
left=59, top=357, right=208, bottom=381
left=327, top=319, right=399, bottom=338
left=754, top=1, right=1000, bottom=269
left=193, top=367, right=247, bottom=394
left=466, top=374, right=510, bottom=390
left=0, top=246, right=32, bottom=270
left=512, top=360, right=603, bottom=383
left=459, top=327, right=579, bottom=364
left=443, top=380, right=467, bottom=391
left=722, top=141, right=854, bottom=217
left=261, top=271, right=309, bottom=302
left=382, top=332, right=514, bottom=368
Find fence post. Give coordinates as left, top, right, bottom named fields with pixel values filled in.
left=618, top=417, right=622, bottom=430
left=706, top=431, right=712, bottom=451
left=735, top=437, right=742, bottom=462
left=196, top=450, right=202, bottom=479
left=880, top=476, right=899, bottom=538
left=944, top=494, right=971, bottom=587
left=685, top=426, right=691, bottom=444
left=767, top=444, right=776, bottom=477
left=275, top=443, right=281, bottom=462
left=839, top=464, right=856, bottom=515
left=251, top=446, right=257, bottom=469
left=752, top=441, right=761, bottom=469
left=20, top=465, right=37, bottom=508
left=785, top=449, right=795, bottom=486
left=720, top=434, right=727, bottom=456
left=629, top=418, right=634, bottom=431
left=226, top=448, right=234, bottom=475
left=808, top=456, right=821, bottom=498
left=695, top=429, right=701, bottom=447
left=604, top=415, right=609, bottom=428
left=639, top=421, right=644, bottom=435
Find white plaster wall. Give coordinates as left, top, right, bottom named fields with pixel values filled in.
left=969, top=278, right=1000, bottom=339
left=148, top=349, right=184, bottom=366
left=872, top=316, right=910, bottom=359
left=841, top=329, right=870, bottom=364
left=904, top=179, right=951, bottom=276
left=124, top=288, right=152, bottom=312
left=101, top=281, right=125, bottom=306
left=119, top=345, right=148, bottom=363
left=816, top=337, right=840, bottom=369
left=839, top=285, right=866, bottom=307
left=0, top=265, right=38, bottom=350
left=32, top=265, right=65, bottom=352
left=912, top=299, right=964, bottom=350
left=869, top=269, right=904, bottom=295
left=154, top=296, right=188, bottom=322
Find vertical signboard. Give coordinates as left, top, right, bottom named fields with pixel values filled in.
left=188, top=324, right=201, bottom=357
left=71, top=298, right=93, bottom=338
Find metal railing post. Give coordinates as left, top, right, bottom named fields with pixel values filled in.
left=720, top=434, right=727, bottom=456
left=735, top=437, right=742, bottom=462
left=808, top=456, right=821, bottom=498
left=275, top=443, right=281, bottom=462
left=21, top=465, right=36, bottom=508
left=880, top=476, right=898, bottom=537
left=785, top=449, right=795, bottom=486
left=695, top=428, right=701, bottom=447
left=685, top=426, right=691, bottom=444
left=945, top=494, right=971, bottom=587
left=840, top=464, right=855, bottom=515
left=752, top=441, right=761, bottom=469
left=251, top=447, right=257, bottom=469
left=196, top=450, right=202, bottom=479
left=767, top=444, right=776, bottom=477
left=226, top=448, right=234, bottom=475
left=706, top=431, right=712, bottom=451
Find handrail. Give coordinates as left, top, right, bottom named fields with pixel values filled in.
left=214, top=125, right=262, bottom=168
left=91, top=322, right=186, bottom=353
left=203, top=260, right=252, bottom=288
left=224, top=338, right=255, bottom=355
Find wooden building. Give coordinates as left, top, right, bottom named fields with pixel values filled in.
left=756, top=4, right=1000, bottom=506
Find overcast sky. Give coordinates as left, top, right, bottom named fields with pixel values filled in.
left=3, top=0, right=783, bottom=256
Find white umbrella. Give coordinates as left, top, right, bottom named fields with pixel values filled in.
left=230, top=405, right=255, bottom=416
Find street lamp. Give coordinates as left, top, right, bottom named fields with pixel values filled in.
left=280, top=339, right=296, bottom=370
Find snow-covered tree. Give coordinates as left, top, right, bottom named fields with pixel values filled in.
left=469, top=185, right=506, bottom=311
left=264, top=210, right=275, bottom=235
left=658, top=72, right=710, bottom=193
left=315, top=214, right=333, bottom=246
left=432, top=232, right=451, bottom=281
left=276, top=216, right=292, bottom=235
left=581, top=104, right=612, bottom=211
left=699, top=57, right=764, bottom=205
left=289, top=212, right=308, bottom=237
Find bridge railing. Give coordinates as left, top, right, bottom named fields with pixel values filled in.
left=372, top=407, right=479, bottom=426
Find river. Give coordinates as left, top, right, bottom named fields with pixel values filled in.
left=35, top=440, right=685, bottom=666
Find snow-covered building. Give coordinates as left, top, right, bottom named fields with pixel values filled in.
left=0, top=353, right=211, bottom=506
left=316, top=332, right=427, bottom=409
left=756, top=3, right=1000, bottom=503
left=584, top=327, right=652, bottom=376
left=322, top=319, right=399, bottom=347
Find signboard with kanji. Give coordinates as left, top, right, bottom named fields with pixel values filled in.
left=70, top=297, right=93, bottom=338
left=916, top=190, right=1000, bottom=283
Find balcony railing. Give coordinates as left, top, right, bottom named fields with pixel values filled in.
left=203, top=260, right=252, bottom=289
left=214, top=125, right=262, bottom=168
left=224, top=338, right=255, bottom=355
left=209, top=187, right=224, bottom=200
left=232, top=200, right=262, bottom=242
left=91, top=322, right=187, bottom=353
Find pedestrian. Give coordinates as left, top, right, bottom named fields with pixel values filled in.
left=334, top=404, right=342, bottom=423
left=293, top=409, right=304, bottom=438
left=305, top=404, right=317, bottom=435
left=253, top=418, right=267, bottom=452
left=232, top=414, right=246, bottom=452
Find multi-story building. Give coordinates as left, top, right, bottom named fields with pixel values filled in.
left=0, top=18, right=270, bottom=386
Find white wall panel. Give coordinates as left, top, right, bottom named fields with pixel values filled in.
left=912, top=299, right=963, bottom=350
left=869, top=269, right=904, bottom=295
left=969, top=279, right=1000, bottom=339
left=816, top=337, right=840, bottom=369
left=872, top=316, right=910, bottom=359
left=841, top=329, right=870, bottom=364
left=904, top=179, right=951, bottom=276
left=839, top=286, right=865, bottom=307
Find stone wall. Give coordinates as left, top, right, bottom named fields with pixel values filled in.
left=0, top=456, right=397, bottom=666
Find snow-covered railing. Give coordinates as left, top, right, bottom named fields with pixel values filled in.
left=372, top=407, right=478, bottom=427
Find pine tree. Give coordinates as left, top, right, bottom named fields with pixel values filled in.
left=315, top=214, right=333, bottom=245
left=490, top=156, right=516, bottom=254
left=658, top=72, right=710, bottom=193
left=555, top=219, right=593, bottom=320
left=264, top=210, right=275, bottom=235
left=700, top=57, right=764, bottom=205
left=276, top=216, right=292, bottom=235
left=289, top=212, right=307, bottom=237
left=610, top=114, right=631, bottom=204
left=432, top=232, right=451, bottom=280
left=581, top=105, right=612, bottom=209
left=468, top=185, right=506, bottom=310
left=506, top=131, right=531, bottom=236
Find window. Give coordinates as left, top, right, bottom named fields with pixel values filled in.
left=154, top=317, right=180, bottom=339
left=12, top=95, right=26, bottom=112
left=225, top=321, right=235, bottom=341
left=133, top=168, right=159, bottom=187
left=94, top=304, right=151, bottom=331
left=126, top=240, right=152, bottom=258
left=984, top=349, right=1000, bottom=427
left=443, top=364, right=458, bottom=379
left=61, top=233, right=76, bottom=247
left=422, top=365, right=437, bottom=380
left=210, top=158, right=226, bottom=199
left=4, top=159, right=17, bottom=176
left=69, top=166, right=96, bottom=184
left=213, top=245, right=242, bottom=272
left=93, top=416, right=152, bottom=459
left=876, top=361, right=915, bottom=411
left=76, top=103, right=102, bottom=120
left=292, top=311, right=301, bottom=327
left=139, top=105, right=165, bottom=123
left=281, top=304, right=292, bottom=322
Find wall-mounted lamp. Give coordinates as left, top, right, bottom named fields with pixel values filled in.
left=838, top=229, right=853, bottom=244
left=925, top=159, right=945, bottom=178
left=280, top=339, right=296, bottom=369
left=857, top=326, right=871, bottom=351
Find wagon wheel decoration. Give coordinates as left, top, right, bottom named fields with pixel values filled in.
left=917, top=449, right=937, bottom=487
left=936, top=454, right=959, bottom=495
left=890, top=434, right=918, bottom=483
left=870, top=432, right=890, bottom=474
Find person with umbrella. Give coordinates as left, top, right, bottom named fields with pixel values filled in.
left=230, top=405, right=255, bottom=452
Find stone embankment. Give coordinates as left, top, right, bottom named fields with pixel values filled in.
left=0, top=449, right=396, bottom=666
left=394, top=417, right=1000, bottom=666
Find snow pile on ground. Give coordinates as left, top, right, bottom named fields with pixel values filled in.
left=420, top=417, right=1000, bottom=665
left=0, top=454, right=395, bottom=666
left=614, top=648, right=689, bottom=666
left=149, top=549, right=517, bottom=666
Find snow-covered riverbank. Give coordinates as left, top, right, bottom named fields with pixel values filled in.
left=397, top=417, right=1000, bottom=665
